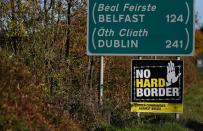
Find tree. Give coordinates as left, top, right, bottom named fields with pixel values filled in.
left=195, top=29, right=203, bottom=57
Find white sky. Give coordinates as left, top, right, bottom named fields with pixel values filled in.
left=196, top=0, right=203, bottom=24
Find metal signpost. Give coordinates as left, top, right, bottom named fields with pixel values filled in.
left=87, top=0, right=194, bottom=56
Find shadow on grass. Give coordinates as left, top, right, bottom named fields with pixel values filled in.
left=185, top=120, right=203, bottom=131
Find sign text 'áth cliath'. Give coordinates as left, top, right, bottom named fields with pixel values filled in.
left=87, top=0, right=194, bottom=56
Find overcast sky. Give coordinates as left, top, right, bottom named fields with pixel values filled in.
left=196, top=0, right=203, bottom=24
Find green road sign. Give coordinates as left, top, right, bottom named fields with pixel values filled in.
left=87, top=0, right=194, bottom=56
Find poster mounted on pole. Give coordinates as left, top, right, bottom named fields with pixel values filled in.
left=131, top=60, right=183, bottom=113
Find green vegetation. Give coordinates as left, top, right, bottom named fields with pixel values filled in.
left=198, top=68, right=203, bottom=76
left=107, top=122, right=186, bottom=131
left=183, top=82, right=203, bottom=122
left=106, top=82, right=203, bottom=131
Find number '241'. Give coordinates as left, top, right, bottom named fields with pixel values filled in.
left=166, top=40, right=183, bottom=48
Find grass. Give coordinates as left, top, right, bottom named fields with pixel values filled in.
left=107, top=122, right=186, bottom=131
left=198, top=68, right=203, bottom=75
left=106, top=81, right=203, bottom=131
left=183, top=81, right=203, bottom=122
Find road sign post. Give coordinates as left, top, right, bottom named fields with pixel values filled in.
left=100, top=56, right=104, bottom=106
left=87, top=0, right=194, bottom=56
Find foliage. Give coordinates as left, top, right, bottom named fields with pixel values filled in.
left=183, top=82, right=203, bottom=122
left=195, top=30, right=203, bottom=57
left=0, top=50, right=82, bottom=131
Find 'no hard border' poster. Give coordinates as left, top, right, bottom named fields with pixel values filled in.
left=131, top=60, right=183, bottom=113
